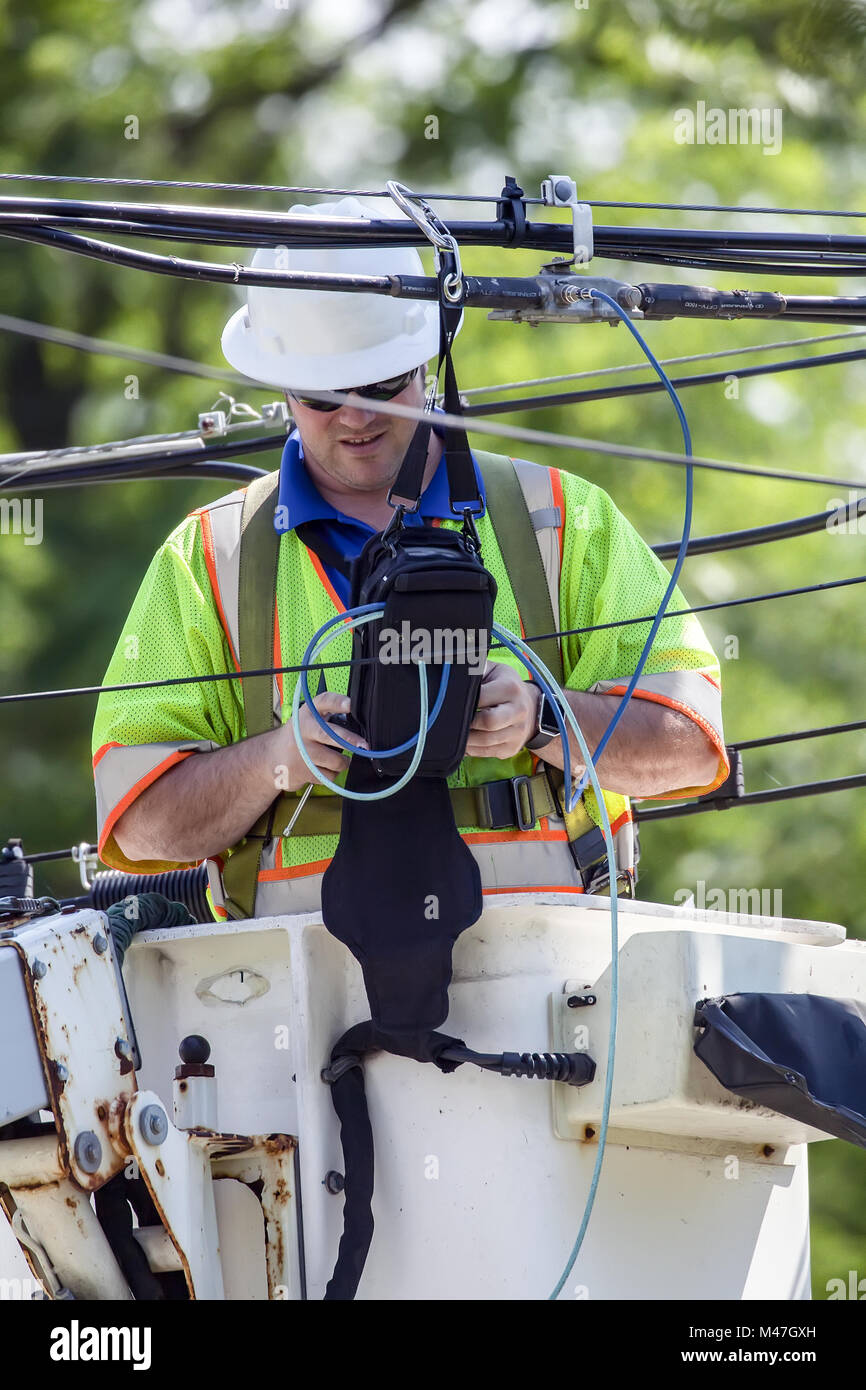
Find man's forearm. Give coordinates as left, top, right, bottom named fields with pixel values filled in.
left=113, top=728, right=286, bottom=864
left=537, top=689, right=720, bottom=798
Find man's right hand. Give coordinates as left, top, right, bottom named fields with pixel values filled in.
left=276, top=692, right=369, bottom=792
left=113, top=692, right=369, bottom=865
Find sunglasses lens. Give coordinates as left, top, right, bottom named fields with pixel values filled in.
left=359, top=370, right=417, bottom=401
left=290, top=368, right=418, bottom=412
left=292, top=396, right=339, bottom=412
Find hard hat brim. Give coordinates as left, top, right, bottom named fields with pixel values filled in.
left=221, top=303, right=443, bottom=391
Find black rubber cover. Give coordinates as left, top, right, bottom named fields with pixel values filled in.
left=694, top=992, right=866, bottom=1149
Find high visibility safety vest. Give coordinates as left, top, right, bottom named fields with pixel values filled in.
left=93, top=451, right=729, bottom=920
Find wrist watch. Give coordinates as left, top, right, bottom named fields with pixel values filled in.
left=525, top=678, right=560, bottom=752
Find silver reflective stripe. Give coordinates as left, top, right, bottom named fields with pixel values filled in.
left=468, top=836, right=581, bottom=891
left=232, top=822, right=638, bottom=917
left=199, top=488, right=245, bottom=663
left=205, top=857, right=228, bottom=915
left=588, top=670, right=724, bottom=745
left=255, top=869, right=327, bottom=918
left=253, top=836, right=326, bottom=916
left=614, top=821, right=636, bottom=876
left=528, top=506, right=562, bottom=531
left=201, top=487, right=282, bottom=724
left=511, top=457, right=562, bottom=644
left=95, top=738, right=220, bottom=842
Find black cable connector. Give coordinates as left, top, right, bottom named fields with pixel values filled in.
left=439, top=1045, right=596, bottom=1087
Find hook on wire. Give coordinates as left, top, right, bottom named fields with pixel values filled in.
left=385, top=179, right=464, bottom=302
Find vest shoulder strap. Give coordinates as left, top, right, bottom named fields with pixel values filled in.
left=473, top=450, right=563, bottom=683
left=238, top=469, right=282, bottom=739
left=221, top=470, right=281, bottom=919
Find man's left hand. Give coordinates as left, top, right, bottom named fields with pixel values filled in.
left=465, top=661, right=538, bottom=760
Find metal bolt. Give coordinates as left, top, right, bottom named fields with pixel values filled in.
left=324, top=1171, right=345, bottom=1194
left=618, top=286, right=642, bottom=310
left=139, top=1104, right=168, bottom=1146
left=114, top=1037, right=134, bottom=1074
left=54, top=1061, right=69, bottom=1084
left=31, top=959, right=47, bottom=979
left=73, top=1131, right=103, bottom=1174
left=92, top=933, right=108, bottom=955
left=567, top=993, right=597, bottom=1008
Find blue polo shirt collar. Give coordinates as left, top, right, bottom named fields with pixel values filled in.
left=275, top=423, right=486, bottom=532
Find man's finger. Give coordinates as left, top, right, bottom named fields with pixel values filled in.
left=311, top=748, right=351, bottom=776
left=311, top=691, right=352, bottom=715
left=475, top=678, right=508, bottom=709
left=464, top=736, right=520, bottom=759
left=471, top=702, right=518, bottom=732
left=301, top=701, right=368, bottom=750
left=465, top=728, right=521, bottom=753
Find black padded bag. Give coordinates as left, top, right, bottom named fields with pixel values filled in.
left=346, top=524, right=497, bottom=777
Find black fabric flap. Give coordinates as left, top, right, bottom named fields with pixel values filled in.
left=694, top=992, right=866, bottom=1149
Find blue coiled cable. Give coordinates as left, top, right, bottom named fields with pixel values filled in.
left=292, top=606, right=450, bottom=799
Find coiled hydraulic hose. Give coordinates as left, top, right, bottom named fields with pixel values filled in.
left=88, top=865, right=210, bottom=922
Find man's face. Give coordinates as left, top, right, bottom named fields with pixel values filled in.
left=286, top=367, right=427, bottom=494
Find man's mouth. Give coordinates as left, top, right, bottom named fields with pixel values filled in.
left=338, top=431, right=386, bottom=453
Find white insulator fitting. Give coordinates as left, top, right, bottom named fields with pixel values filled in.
left=172, top=1073, right=217, bottom=1132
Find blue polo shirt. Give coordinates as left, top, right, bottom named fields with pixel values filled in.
left=274, top=425, right=487, bottom=605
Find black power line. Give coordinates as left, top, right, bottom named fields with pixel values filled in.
left=463, top=346, right=866, bottom=418
left=3, top=174, right=866, bottom=219
left=2, top=573, right=864, bottom=707
left=637, top=773, right=866, bottom=821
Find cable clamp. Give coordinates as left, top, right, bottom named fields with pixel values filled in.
left=696, top=746, right=745, bottom=810
left=321, top=1055, right=363, bottom=1085
left=70, top=841, right=98, bottom=891
left=540, top=174, right=593, bottom=266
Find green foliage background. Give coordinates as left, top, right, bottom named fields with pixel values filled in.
left=0, top=0, right=863, bottom=1297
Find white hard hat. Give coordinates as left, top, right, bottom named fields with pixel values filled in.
left=221, top=196, right=441, bottom=390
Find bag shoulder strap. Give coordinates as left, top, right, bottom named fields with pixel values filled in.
left=473, top=450, right=564, bottom=683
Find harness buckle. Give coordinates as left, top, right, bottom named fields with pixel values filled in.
left=510, top=774, right=536, bottom=832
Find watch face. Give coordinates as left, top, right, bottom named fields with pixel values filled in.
left=538, top=694, right=560, bottom=738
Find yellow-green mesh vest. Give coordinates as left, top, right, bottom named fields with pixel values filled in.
left=227, top=459, right=631, bottom=883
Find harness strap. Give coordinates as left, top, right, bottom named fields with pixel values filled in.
left=247, top=771, right=559, bottom=840
left=222, top=470, right=281, bottom=920
left=473, top=450, right=563, bottom=683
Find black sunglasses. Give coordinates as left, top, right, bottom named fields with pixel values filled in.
left=288, top=367, right=421, bottom=413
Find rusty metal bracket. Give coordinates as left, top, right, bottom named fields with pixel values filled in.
left=212, top=1135, right=302, bottom=1300
left=121, top=1092, right=301, bottom=1300
left=4, top=909, right=137, bottom=1189
left=123, top=1090, right=225, bottom=1300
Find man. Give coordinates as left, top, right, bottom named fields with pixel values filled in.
left=92, top=198, right=727, bottom=920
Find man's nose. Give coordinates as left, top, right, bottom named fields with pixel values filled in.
left=334, top=400, right=383, bottom=430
